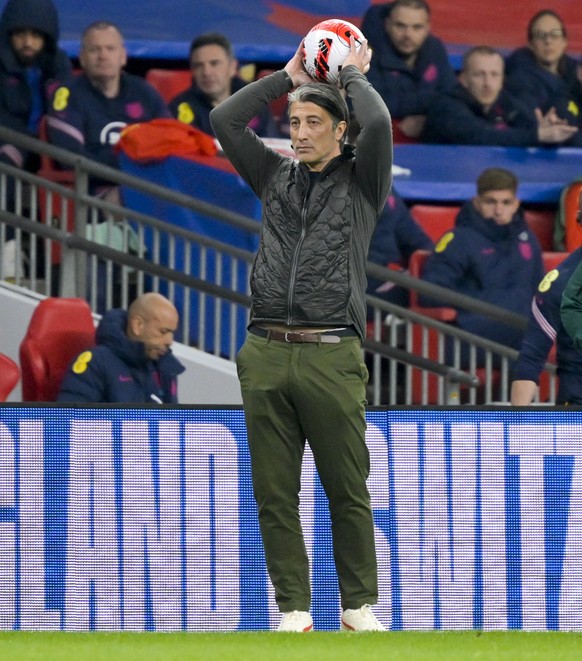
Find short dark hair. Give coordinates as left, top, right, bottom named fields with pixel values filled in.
left=476, top=168, right=518, bottom=195
left=288, top=83, right=350, bottom=146
left=527, top=9, right=567, bottom=41
left=189, top=32, right=234, bottom=60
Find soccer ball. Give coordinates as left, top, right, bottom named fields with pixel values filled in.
left=302, top=19, right=364, bottom=84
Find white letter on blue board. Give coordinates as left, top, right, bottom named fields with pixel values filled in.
left=554, top=423, right=582, bottom=629
left=64, top=420, right=120, bottom=630
left=183, top=424, right=240, bottom=630
left=0, top=423, right=15, bottom=629
left=121, top=420, right=182, bottom=630
left=508, top=424, right=553, bottom=630
left=18, top=421, right=60, bottom=630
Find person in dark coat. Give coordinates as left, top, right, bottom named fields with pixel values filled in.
left=210, top=36, right=391, bottom=632
left=47, top=21, right=169, bottom=172
left=511, top=247, right=582, bottom=405
left=422, top=45, right=579, bottom=146
left=57, top=293, right=184, bottom=404
left=0, top=0, right=73, bottom=276
left=169, top=32, right=279, bottom=138
left=505, top=9, right=582, bottom=143
left=46, top=22, right=170, bottom=310
left=420, top=168, right=544, bottom=365
left=367, top=190, right=434, bottom=309
left=362, top=0, right=456, bottom=139
left=0, top=0, right=72, bottom=169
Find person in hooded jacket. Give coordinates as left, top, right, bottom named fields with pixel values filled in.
left=505, top=10, right=582, bottom=141
left=419, top=168, right=544, bottom=364
left=0, top=0, right=72, bottom=170
left=57, top=292, right=184, bottom=404
left=362, top=0, right=456, bottom=139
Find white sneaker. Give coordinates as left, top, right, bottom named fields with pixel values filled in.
left=341, top=604, right=384, bottom=631
left=277, top=610, right=314, bottom=632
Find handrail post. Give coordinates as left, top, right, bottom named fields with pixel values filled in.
left=444, top=378, right=461, bottom=405
left=59, top=165, right=89, bottom=298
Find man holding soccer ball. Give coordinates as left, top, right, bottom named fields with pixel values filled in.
left=211, top=24, right=392, bottom=633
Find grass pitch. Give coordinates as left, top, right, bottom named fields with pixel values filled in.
left=1, top=631, right=582, bottom=661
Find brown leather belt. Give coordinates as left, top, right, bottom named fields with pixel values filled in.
left=249, top=325, right=357, bottom=344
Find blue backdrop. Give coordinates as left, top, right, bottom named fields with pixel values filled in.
left=49, top=0, right=372, bottom=62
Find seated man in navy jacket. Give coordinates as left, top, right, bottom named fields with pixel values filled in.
left=47, top=21, right=169, bottom=176
left=58, top=293, right=185, bottom=404
left=362, top=0, right=456, bottom=139
left=422, top=45, right=579, bottom=146
left=169, top=32, right=280, bottom=138
left=47, top=21, right=170, bottom=310
left=420, top=168, right=544, bottom=366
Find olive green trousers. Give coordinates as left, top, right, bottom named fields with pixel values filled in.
left=236, top=332, right=378, bottom=612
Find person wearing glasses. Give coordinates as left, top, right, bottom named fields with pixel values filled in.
left=505, top=9, right=582, bottom=145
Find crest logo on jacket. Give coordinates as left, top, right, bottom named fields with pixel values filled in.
left=423, top=64, right=437, bottom=83
left=126, top=101, right=145, bottom=119
left=539, top=269, right=559, bottom=293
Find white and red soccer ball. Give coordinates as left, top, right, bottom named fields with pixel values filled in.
left=302, top=19, right=365, bottom=84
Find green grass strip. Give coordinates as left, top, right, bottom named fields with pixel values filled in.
left=1, top=630, right=582, bottom=661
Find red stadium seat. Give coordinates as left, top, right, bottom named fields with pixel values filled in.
left=564, top=181, right=582, bottom=252
left=36, top=116, right=76, bottom=264
left=408, top=250, right=459, bottom=403
left=542, top=251, right=568, bottom=273
left=145, top=68, right=192, bottom=104
left=0, top=353, right=20, bottom=401
left=19, top=298, right=95, bottom=402
left=524, top=208, right=555, bottom=252
left=408, top=249, right=458, bottom=322
left=409, top=205, right=460, bottom=243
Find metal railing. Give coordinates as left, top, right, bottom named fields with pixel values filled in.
left=0, top=125, right=558, bottom=404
